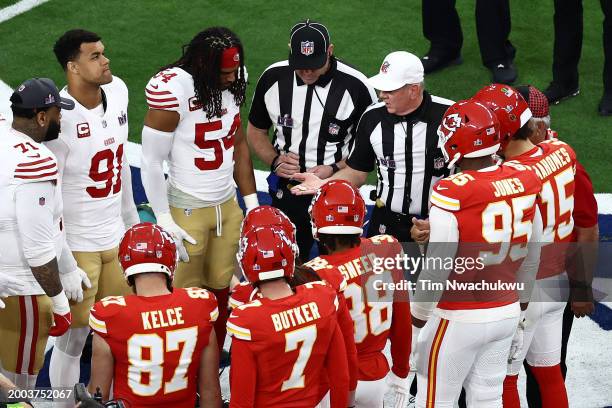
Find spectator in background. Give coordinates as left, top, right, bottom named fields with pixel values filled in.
left=543, top=0, right=612, bottom=116
left=516, top=84, right=599, bottom=407
left=420, top=0, right=517, bottom=84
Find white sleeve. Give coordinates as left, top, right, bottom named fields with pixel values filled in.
left=412, top=206, right=459, bottom=321
left=58, top=238, right=78, bottom=275
left=44, top=138, right=69, bottom=181
left=141, top=125, right=173, bottom=216
left=120, top=150, right=140, bottom=228
left=15, top=181, right=58, bottom=267
left=517, top=205, right=543, bottom=303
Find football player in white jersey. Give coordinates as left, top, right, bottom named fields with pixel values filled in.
left=45, top=30, right=140, bottom=403
left=141, top=27, right=258, bottom=351
left=0, top=78, right=80, bottom=389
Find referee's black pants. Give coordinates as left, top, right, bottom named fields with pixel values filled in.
left=366, top=205, right=423, bottom=281
left=552, top=0, right=612, bottom=93
left=270, top=179, right=315, bottom=262
left=422, top=0, right=515, bottom=67
left=523, top=300, right=575, bottom=407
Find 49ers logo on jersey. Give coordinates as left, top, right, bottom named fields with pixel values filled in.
left=77, top=122, right=91, bottom=138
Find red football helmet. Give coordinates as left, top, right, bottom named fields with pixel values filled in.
left=472, top=84, right=532, bottom=151
left=309, top=180, right=366, bottom=240
left=118, top=222, right=178, bottom=281
left=240, top=205, right=296, bottom=242
left=237, top=226, right=297, bottom=284
left=437, top=99, right=501, bottom=168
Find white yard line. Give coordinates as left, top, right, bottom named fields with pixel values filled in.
left=0, top=0, right=49, bottom=24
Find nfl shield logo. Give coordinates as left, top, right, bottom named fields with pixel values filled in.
left=39, top=197, right=45, bottom=206
left=434, top=157, right=445, bottom=170
left=328, top=123, right=340, bottom=136
left=301, top=41, right=314, bottom=56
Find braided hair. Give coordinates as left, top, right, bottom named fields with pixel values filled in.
left=163, top=27, right=246, bottom=119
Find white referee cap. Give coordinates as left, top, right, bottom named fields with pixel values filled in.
left=368, top=51, right=424, bottom=91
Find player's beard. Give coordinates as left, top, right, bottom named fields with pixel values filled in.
left=44, top=119, right=61, bottom=141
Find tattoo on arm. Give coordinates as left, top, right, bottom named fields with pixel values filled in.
left=31, top=258, right=62, bottom=297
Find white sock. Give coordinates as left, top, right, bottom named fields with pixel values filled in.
left=1, top=369, right=38, bottom=389
left=49, top=347, right=82, bottom=408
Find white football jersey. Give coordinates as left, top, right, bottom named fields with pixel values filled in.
left=145, top=67, right=240, bottom=204
left=46, top=76, right=129, bottom=251
left=0, top=128, right=63, bottom=295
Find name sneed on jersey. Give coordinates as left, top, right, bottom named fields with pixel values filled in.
left=336, top=252, right=378, bottom=281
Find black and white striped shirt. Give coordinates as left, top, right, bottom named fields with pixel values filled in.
left=346, top=91, right=454, bottom=216
left=249, top=57, right=377, bottom=171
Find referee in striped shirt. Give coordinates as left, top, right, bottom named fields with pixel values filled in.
left=247, top=19, right=376, bottom=259
left=293, top=51, right=453, bottom=242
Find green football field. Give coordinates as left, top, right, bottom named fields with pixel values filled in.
left=0, top=0, right=609, bottom=191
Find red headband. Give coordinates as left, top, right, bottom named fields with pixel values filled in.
left=221, top=47, right=240, bottom=69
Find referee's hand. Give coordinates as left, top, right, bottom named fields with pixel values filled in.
left=290, top=172, right=324, bottom=195
left=411, top=217, right=430, bottom=244
left=273, top=152, right=300, bottom=178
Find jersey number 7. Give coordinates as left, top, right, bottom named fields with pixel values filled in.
left=281, top=325, right=317, bottom=392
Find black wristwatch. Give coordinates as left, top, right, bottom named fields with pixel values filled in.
left=330, top=163, right=340, bottom=174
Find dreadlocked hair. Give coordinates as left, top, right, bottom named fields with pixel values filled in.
left=162, top=27, right=246, bottom=119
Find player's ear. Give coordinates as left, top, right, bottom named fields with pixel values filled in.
left=35, top=110, right=47, bottom=127
left=67, top=61, right=79, bottom=75
left=327, top=44, right=334, bottom=58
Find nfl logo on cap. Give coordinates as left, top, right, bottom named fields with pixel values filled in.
left=301, top=41, right=314, bottom=56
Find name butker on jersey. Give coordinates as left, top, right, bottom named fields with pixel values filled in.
left=47, top=76, right=129, bottom=251
left=227, top=282, right=348, bottom=408
left=145, top=67, right=241, bottom=204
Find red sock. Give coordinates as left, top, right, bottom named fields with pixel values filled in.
left=211, top=287, right=229, bottom=352
left=502, top=374, right=520, bottom=408
left=530, top=364, right=569, bottom=408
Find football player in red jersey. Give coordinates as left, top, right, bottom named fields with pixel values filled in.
left=304, top=180, right=412, bottom=408
left=227, top=226, right=349, bottom=407
left=88, top=223, right=221, bottom=407
left=411, top=100, right=543, bottom=407
left=474, top=84, right=575, bottom=408
left=229, top=205, right=358, bottom=406
left=141, top=27, right=258, bottom=354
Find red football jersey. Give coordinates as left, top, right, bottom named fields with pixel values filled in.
left=430, top=164, right=542, bottom=309
left=505, top=139, right=577, bottom=279
left=230, top=274, right=358, bottom=393
left=227, top=282, right=349, bottom=408
left=89, top=288, right=218, bottom=407
left=306, top=235, right=411, bottom=381
left=229, top=281, right=261, bottom=309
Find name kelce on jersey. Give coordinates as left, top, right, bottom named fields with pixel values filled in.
left=271, top=302, right=321, bottom=332
left=141, top=307, right=185, bottom=330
